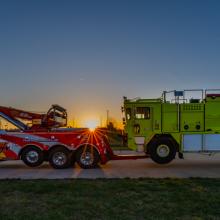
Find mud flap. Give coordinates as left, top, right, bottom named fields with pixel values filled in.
left=0, top=152, right=6, bottom=160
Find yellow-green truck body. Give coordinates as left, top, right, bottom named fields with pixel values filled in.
left=123, top=90, right=220, bottom=164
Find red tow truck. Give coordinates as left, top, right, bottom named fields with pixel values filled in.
left=0, top=104, right=148, bottom=169
left=0, top=105, right=106, bottom=169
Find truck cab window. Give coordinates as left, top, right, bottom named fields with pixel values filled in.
left=136, top=107, right=150, bottom=119
left=126, top=108, right=132, bottom=120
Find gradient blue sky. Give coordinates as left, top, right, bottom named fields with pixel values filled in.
left=0, top=0, right=220, bottom=126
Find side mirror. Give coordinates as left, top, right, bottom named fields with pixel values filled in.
left=122, top=117, right=126, bottom=125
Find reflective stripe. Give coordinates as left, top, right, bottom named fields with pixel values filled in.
left=8, top=133, right=66, bottom=148
left=9, top=133, right=52, bottom=142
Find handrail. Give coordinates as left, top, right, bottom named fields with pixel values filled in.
left=163, top=89, right=207, bottom=103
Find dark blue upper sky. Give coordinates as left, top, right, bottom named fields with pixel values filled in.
left=0, top=0, right=220, bottom=125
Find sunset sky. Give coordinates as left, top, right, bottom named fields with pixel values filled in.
left=0, top=0, right=220, bottom=127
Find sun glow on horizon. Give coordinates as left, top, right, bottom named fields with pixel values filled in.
left=84, top=119, right=99, bottom=131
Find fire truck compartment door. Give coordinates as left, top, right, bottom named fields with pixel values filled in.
left=183, top=134, right=220, bottom=152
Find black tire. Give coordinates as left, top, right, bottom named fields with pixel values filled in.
left=21, top=146, right=44, bottom=167
left=49, top=147, right=71, bottom=169
left=76, top=145, right=100, bottom=169
left=149, top=138, right=176, bottom=164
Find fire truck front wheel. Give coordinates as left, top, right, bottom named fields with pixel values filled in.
left=48, top=147, right=72, bottom=169
left=76, top=146, right=100, bottom=169
left=149, top=138, right=176, bottom=164
left=21, top=146, right=44, bottom=167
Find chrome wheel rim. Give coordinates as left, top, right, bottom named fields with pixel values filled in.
left=80, top=152, right=93, bottom=166
left=157, top=144, right=170, bottom=158
left=53, top=152, right=67, bottom=166
left=26, top=150, right=39, bottom=163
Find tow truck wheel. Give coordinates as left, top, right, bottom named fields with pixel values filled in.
left=76, top=146, right=100, bottom=169
left=49, top=147, right=72, bottom=169
left=149, top=138, right=176, bottom=164
left=21, top=146, right=44, bottom=167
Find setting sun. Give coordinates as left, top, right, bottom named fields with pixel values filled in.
left=85, top=119, right=99, bottom=131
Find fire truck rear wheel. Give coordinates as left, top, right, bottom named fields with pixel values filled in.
left=76, top=146, right=100, bottom=169
left=49, top=147, right=72, bottom=169
left=21, top=146, right=44, bottom=167
left=149, top=138, right=176, bottom=164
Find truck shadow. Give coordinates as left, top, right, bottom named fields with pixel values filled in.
left=72, top=164, right=110, bottom=178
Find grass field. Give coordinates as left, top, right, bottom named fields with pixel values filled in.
left=0, top=179, right=219, bottom=220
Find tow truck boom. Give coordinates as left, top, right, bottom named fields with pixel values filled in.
left=0, top=104, right=67, bottom=131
